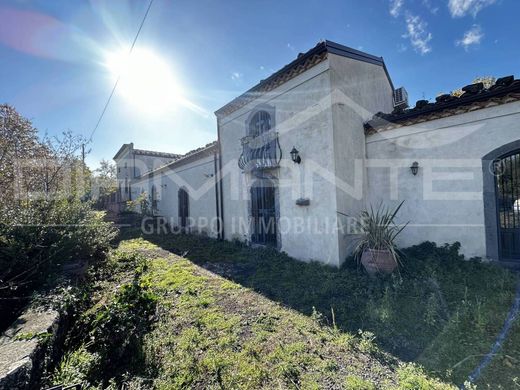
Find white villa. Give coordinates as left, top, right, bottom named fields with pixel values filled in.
left=114, top=40, right=520, bottom=267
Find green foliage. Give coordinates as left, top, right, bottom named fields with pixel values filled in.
left=358, top=330, right=377, bottom=354
left=52, top=344, right=100, bottom=387
left=354, top=201, right=407, bottom=265
left=55, top=237, right=417, bottom=389
left=126, top=191, right=150, bottom=216
left=14, top=331, right=52, bottom=342
left=49, top=231, right=519, bottom=389
left=135, top=231, right=518, bottom=388
left=396, top=364, right=455, bottom=389
left=0, top=200, right=116, bottom=292
left=344, top=375, right=376, bottom=390
left=51, top=250, right=157, bottom=388
left=85, top=269, right=157, bottom=374
left=0, top=105, right=114, bottom=328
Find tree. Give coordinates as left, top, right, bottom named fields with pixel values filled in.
left=92, top=159, right=117, bottom=200
left=0, top=104, right=115, bottom=313
left=0, top=104, right=42, bottom=213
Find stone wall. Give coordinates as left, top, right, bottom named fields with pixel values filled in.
left=0, top=306, right=67, bottom=390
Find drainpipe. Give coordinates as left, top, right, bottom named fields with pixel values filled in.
left=213, top=149, right=221, bottom=239
left=216, top=117, right=225, bottom=240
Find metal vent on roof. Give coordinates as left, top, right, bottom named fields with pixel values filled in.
left=393, top=87, right=409, bottom=109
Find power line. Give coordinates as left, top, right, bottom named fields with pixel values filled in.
left=87, top=0, right=155, bottom=143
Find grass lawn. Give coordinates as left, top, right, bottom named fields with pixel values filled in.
left=50, top=228, right=519, bottom=389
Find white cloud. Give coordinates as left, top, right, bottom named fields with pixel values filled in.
left=403, top=13, right=432, bottom=54
left=231, top=72, right=243, bottom=82
left=390, top=0, right=404, bottom=17
left=456, top=24, right=484, bottom=50
left=287, top=43, right=295, bottom=52
left=448, top=0, right=497, bottom=18
left=422, top=0, right=439, bottom=14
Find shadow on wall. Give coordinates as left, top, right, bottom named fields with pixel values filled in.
left=118, top=227, right=519, bottom=386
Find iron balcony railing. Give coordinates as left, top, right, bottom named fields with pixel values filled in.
left=238, top=130, right=282, bottom=171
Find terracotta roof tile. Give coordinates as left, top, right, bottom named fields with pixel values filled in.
left=215, top=40, right=391, bottom=117
left=365, top=75, right=520, bottom=133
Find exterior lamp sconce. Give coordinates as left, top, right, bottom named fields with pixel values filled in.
left=410, top=161, right=419, bottom=176
left=290, top=147, right=301, bottom=164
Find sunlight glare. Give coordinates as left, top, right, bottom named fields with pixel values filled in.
left=106, top=48, right=182, bottom=114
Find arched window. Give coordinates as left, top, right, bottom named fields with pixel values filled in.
left=178, top=188, right=189, bottom=228
left=248, top=110, right=272, bottom=137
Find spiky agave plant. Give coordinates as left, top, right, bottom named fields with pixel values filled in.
left=354, top=201, right=408, bottom=266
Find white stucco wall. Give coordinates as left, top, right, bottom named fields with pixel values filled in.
left=131, top=153, right=219, bottom=237
left=217, top=54, right=398, bottom=266
left=218, top=59, right=344, bottom=266
left=328, top=54, right=395, bottom=263
left=365, top=101, right=520, bottom=259
left=114, top=144, right=177, bottom=201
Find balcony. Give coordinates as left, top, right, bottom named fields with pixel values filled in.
left=238, top=130, right=282, bottom=171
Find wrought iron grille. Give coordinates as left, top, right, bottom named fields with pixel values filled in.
left=238, top=110, right=282, bottom=171
left=495, top=152, right=520, bottom=260
left=238, top=131, right=282, bottom=171
left=250, top=184, right=277, bottom=246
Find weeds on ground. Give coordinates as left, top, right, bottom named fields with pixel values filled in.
left=139, top=232, right=518, bottom=388
left=50, top=235, right=459, bottom=389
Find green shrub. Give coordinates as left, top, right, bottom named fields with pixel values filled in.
left=52, top=344, right=100, bottom=387
left=0, top=199, right=116, bottom=328
left=89, top=278, right=157, bottom=368
left=344, top=375, right=376, bottom=390
left=396, top=364, right=456, bottom=389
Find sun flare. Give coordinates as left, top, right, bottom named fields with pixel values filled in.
left=106, top=48, right=182, bottom=114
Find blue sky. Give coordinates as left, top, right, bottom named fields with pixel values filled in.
left=0, top=0, right=518, bottom=168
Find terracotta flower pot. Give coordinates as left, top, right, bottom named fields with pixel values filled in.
left=360, top=248, right=397, bottom=275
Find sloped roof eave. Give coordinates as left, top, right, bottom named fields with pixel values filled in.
left=365, top=77, right=520, bottom=133
left=136, top=141, right=218, bottom=180
left=215, top=40, right=392, bottom=118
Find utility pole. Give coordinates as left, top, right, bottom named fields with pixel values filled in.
left=81, top=143, right=85, bottom=166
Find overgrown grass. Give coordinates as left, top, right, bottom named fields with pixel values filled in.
left=50, top=234, right=461, bottom=389
left=126, top=230, right=519, bottom=389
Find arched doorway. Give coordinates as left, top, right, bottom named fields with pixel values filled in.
left=178, top=188, right=189, bottom=229
left=483, top=140, right=520, bottom=262
left=494, top=151, right=520, bottom=260
left=250, top=179, right=277, bottom=246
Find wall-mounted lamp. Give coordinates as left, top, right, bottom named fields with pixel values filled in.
left=410, top=161, right=419, bottom=176
left=290, top=147, right=301, bottom=164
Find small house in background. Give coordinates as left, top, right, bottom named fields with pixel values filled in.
left=113, top=142, right=180, bottom=202
left=114, top=40, right=520, bottom=268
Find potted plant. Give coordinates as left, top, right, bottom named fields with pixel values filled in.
left=354, top=201, right=407, bottom=275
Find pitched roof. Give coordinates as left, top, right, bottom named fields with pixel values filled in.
left=133, top=149, right=181, bottom=159
left=365, top=75, right=520, bottom=133
left=113, top=142, right=181, bottom=160
left=215, top=40, right=393, bottom=117
left=113, top=143, right=133, bottom=160
left=137, top=141, right=218, bottom=179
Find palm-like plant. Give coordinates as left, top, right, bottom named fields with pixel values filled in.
left=354, top=201, right=407, bottom=266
